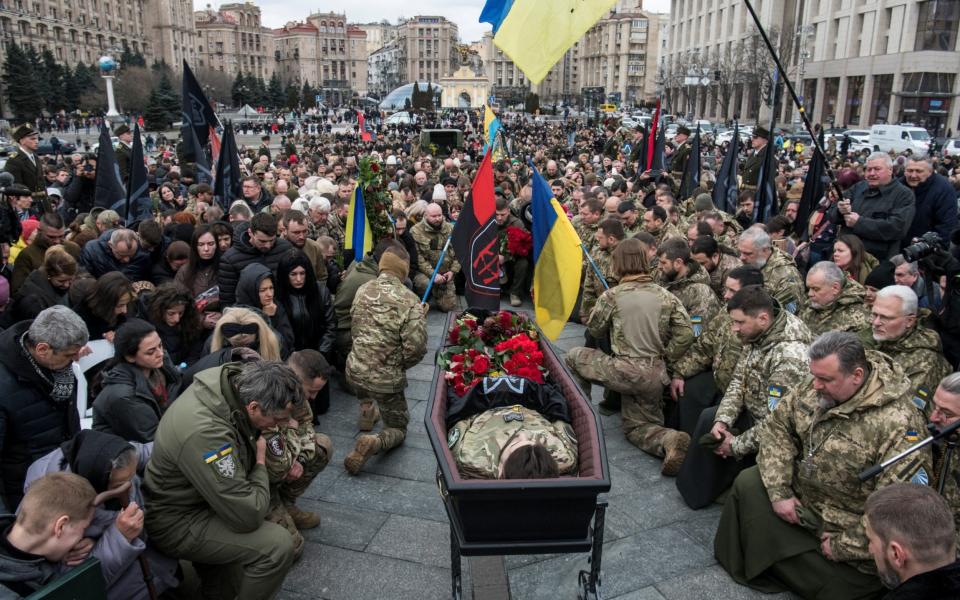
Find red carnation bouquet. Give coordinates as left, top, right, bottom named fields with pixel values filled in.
left=440, top=310, right=546, bottom=396
left=501, top=226, right=532, bottom=260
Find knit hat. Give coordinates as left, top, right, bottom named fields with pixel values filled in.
left=20, top=218, right=39, bottom=243
left=386, top=155, right=398, bottom=165
left=432, top=183, right=447, bottom=201
left=378, top=249, right=409, bottom=281
left=694, top=193, right=714, bottom=212
left=786, top=182, right=804, bottom=199
left=864, top=261, right=895, bottom=290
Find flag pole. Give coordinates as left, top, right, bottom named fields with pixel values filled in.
left=742, top=0, right=844, bottom=202
left=581, top=243, right=609, bottom=290
left=420, top=234, right=453, bottom=304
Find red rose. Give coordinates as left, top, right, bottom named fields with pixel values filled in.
left=499, top=311, right=514, bottom=328
left=448, top=325, right=461, bottom=345
left=371, top=162, right=381, bottom=173
left=464, top=318, right=477, bottom=330
left=471, top=354, right=491, bottom=375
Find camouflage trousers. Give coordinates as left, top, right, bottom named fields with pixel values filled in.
left=565, top=348, right=672, bottom=457
left=266, top=501, right=304, bottom=561
left=276, top=433, right=333, bottom=505
left=356, top=388, right=409, bottom=451
left=413, top=273, right=459, bottom=312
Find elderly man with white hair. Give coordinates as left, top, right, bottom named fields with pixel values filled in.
left=797, top=260, right=871, bottom=336
left=829, top=152, right=916, bottom=259
left=866, top=284, right=952, bottom=414
left=736, top=227, right=804, bottom=313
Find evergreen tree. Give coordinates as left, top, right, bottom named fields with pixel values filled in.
left=301, top=81, right=315, bottom=109
left=154, top=71, right=180, bottom=124
left=1, top=43, right=45, bottom=120
left=267, top=73, right=284, bottom=108
left=120, top=47, right=146, bottom=68
left=40, top=49, right=64, bottom=113
left=73, top=63, right=96, bottom=93
left=143, top=88, right=170, bottom=130
left=253, top=76, right=268, bottom=107
left=411, top=82, right=422, bottom=110
left=425, top=82, right=435, bottom=110
left=525, top=92, right=540, bottom=114
left=285, top=83, right=300, bottom=109
left=231, top=71, right=246, bottom=106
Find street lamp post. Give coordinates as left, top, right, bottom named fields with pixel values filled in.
left=98, top=53, right=121, bottom=118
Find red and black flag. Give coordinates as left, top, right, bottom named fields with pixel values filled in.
left=754, top=72, right=781, bottom=223
left=452, top=149, right=500, bottom=310
left=646, top=97, right=661, bottom=171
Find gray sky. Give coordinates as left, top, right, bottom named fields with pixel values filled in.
left=195, top=0, right=671, bottom=44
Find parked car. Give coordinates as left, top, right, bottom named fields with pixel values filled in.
left=36, top=137, right=77, bottom=156
left=943, top=138, right=960, bottom=157
left=869, top=124, right=931, bottom=154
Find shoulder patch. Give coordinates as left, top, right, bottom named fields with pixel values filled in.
left=447, top=427, right=461, bottom=448
left=502, top=405, right=525, bottom=423
left=767, top=385, right=784, bottom=411
left=204, top=443, right=236, bottom=478
left=905, top=430, right=920, bottom=443
left=911, top=387, right=930, bottom=412
left=267, top=434, right=285, bottom=457
left=911, top=466, right=929, bottom=486
left=691, top=315, right=703, bottom=338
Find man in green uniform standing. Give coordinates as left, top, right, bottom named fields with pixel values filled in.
left=740, top=126, right=769, bottom=192
left=144, top=361, right=301, bottom=600
left=344, top=244, right=428, bottom=474
left=669, top=126, right=691, bottom=182
left=2, top=123, right=45, bottom=205
left=114, top=124, right=133, bottom=187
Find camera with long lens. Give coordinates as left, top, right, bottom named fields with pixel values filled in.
left=902, top=231, right=945, bottom=263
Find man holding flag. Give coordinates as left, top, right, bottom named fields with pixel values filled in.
left=411, top=203, right=460, bottom=312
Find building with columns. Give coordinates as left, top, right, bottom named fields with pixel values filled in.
left=144, top=0, right=196, bottom=68
left=799, top=0, right=959, bottom=135
left=394, top=16, right=459, bottom=83
left=194, top=2, right=272, bottom=80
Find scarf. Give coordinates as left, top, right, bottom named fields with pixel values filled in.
left=19, top=332, right=75, bottom=405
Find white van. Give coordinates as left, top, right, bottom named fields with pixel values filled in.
left=868, top=125, right=931, bottom=154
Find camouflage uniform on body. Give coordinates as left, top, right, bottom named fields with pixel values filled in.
left=565, top=275, right=695, bottom=456
left=448, top=405, right=579, bottom=479
left=651, top=222, right=685, bottom=249
left=673, top=311, right=741, bottom=394
left=622, top=220, right=643, bottom=239
left=756, top=351, right=932, bottom=569
left=579, top=245, right=617, bottom=323
left=760, top=247, right=804, bottom=313
left=714, top=309, right=812, bottom=458
left=263, top=398, right=333, bottom=515
left=575, top=221, right=599, bottom=256
left=327, top=213, right=346, bottom=253
left=706, top=253, right=742, bottom=299
left=797, top=279, right=871, bottom=336
left=332, top=255, right=378, bottom=365
left=661, top=261, right=722, bottom=332
left=410, top=219, right=461, bottom=312
left=496, top=213, right=530, bottom=298
left=865, top=323, right=953, bottom=415
left=670, top=139, right=692, bottom=181
left=345, top=272, right=428, bottom=451
left=933, top=447, right=960, bottom=550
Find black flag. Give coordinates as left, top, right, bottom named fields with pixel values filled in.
left=181, top=60, right=218, bottom=162
left=451, top=149, right=500, bottom=310
left=94, top=125, right=127, bottom=212
left=796, top=130, right=826, bottom=241
left=713, top=121, right=741, bottom=214
left=187, top=122, right=212, bottom=184
left=124, top=123, right=152, bottom=223
left=213, top=122, right=241, bottom=211
left=678, top=125, right=701, bottom=201
left=649, top=119, right=666, bottom=173
left=754, top=73, right=781, bottom=223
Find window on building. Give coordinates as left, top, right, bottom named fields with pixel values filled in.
left=915, top=0, right=959, bottom=51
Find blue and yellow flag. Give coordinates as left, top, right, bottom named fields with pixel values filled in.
left=344, top=185, right=372, bottom=263
left=529, top=163, right=582, bottom=340
left=480, top=0, right=617, bottom=84
left=483, top=104, right=501, bottom=149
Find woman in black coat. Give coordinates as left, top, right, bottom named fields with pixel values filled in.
left=92, top=318, right=181, bottom=443
left=142, top=281, right=206, bottom=366
left=9, top=245, right=76, bottom=322
left=72, top=271, right=135, bottom=342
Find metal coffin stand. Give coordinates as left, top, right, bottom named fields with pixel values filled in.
left=425, top=311, right=612, bottom=600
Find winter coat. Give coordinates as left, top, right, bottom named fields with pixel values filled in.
left=23, top=445, right=180, bottom=600
left=92, top=357, right=182, bottom=443
left=281, top=282, right=335, bottom=354
left=216, top=230, right=293, bottom=306
left=235, top=263, right=295, bottom=352
left=10, top=238, right=80, bottom=293
left=829, top=179, right=916, bottom=259
left=61, top=173, right=97, bottom=220
left=79, top=231, right=153, bottom=281
left=0, top=514, right=62, bottom=597
left=10, top=269, right=70, bottom=323
left=0, top=321, right=80, bottom=511
left=900, top=172, right=959, bottom=248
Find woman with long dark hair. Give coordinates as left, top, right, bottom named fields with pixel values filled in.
left=10, top=245, right=76, bottom=322
left=833, top=233, right=877, bottom=285
left=92, top=318, right=182, bottom=442
left=143, top=282, right=205, bottom=365
left=174, top=224, right=221, bottom=329
left=73, top=271, right=135, bottom=341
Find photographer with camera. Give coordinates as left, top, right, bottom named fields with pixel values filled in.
left=61, top=154, right=98, bottom=223
left=900, top=157, right=957, bottom=251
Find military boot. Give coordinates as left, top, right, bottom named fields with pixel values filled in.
left=357, top=402, right=380, bottom=431
left=597, top=391, right=621, bottom=416
left=344, top=434, right=382, bottom=475
left=660, top=430, right=690, bottom=477
left=285, top=503, right=322, bottom=530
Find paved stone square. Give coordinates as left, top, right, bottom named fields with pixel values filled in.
left=278, top=302, right=799, bottom=599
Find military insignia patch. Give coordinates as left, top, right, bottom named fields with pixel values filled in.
left=691, top=315, right=703, bottom=338
left=784, top=301, right=797, bottom=314
left=267, top=434, right=284, bottom=457
left=911, top=466, right=929, bottom=486
left=767, top=385, right=783, bottom=411
left=905, top=430, right=920, bottom=443
left=502, top=405, right=524, bottom=423
left=911, top=387, right=930, bottom=412
left=204, top=443, right=236, bottom=478
left=447, top=428, right=461, bottom=448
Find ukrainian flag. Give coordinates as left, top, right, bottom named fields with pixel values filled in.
left=483, top=103, right=501, bottom=150
left=345, top=185, right=372, bottom=263
left=529, top=163, right=582, bottom=340
left=480, top=0, right=617, bottom=84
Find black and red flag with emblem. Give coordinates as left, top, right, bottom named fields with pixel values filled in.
left=452, top=149, right=500, bottom=310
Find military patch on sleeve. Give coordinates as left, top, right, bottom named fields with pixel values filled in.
left=502, top=405, right=525, bottom=423
left=447, top=428, right=461, bottom=448
left=691, top=315, right=703, bottom=338
left=767, top=385, right=783, bottom=411
left=204, top=443, right=236, bottom=478
left=267, top=434, right=285, bottom=457
left=905, top=430, right=920, bottom=443
left=911, top=387, right=930, bottom=412
left=911, top=466, right=930, bottom=486
left=784, top=301, right=798, bottom=314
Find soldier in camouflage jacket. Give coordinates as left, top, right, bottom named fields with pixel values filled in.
left=798, top=261, right=872, bottom=337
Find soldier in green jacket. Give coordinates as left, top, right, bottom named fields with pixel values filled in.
left=579, top=218, right=622, bottom=323
left=716, top=332, right=931, bottom=599
left=669, top=126, right=692, bottom=181
left=344, top=245, right=428, bottom=475
left=144, top=361, right=302, bottom=600
left=738, top=227, right=804, bottom=313
left=2, top=123, right=45, bottom=204
left=866, top=285, right=953, bottom=415
left=740, top=126, right=769, bottom=191
left=565, top=238, right=695, bottom=476
left=798, top=261, right=871, bottom=336
left=410, top=203, right=460, bottom=312
left=657, top=239, right=722, bottom=331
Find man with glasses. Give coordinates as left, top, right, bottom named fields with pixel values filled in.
left=241, top=175, right=273, bottom=213
left=866, top=285, right=951, bottom=415
left=217, top=213, right=293, bottom=306
left=10, top=211, right=79, bottom=293
left=927, top=372, right=960, bottom=547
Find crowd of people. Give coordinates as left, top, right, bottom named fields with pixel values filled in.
left=0, top=101, right=957, bottom=599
